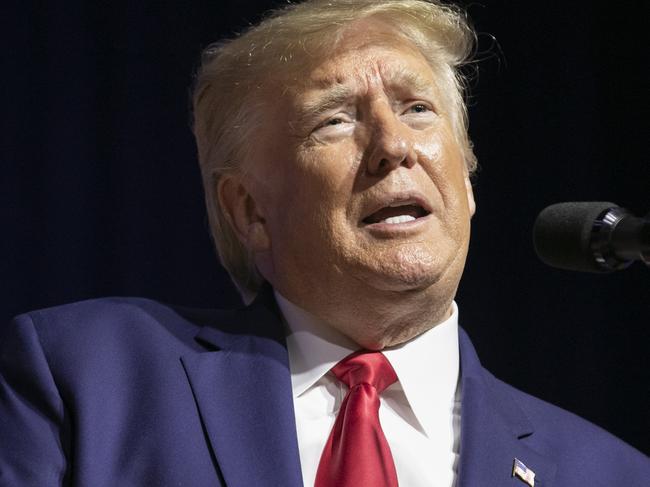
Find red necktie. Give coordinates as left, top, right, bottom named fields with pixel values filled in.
left=315, top=351, right=399, bottom=487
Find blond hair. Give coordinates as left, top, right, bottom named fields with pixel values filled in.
left=192, top=0, right=477, bottom=298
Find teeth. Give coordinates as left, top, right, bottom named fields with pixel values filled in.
left=383, top=215, right=416, bottom=224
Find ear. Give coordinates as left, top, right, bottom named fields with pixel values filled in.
left=217, top=174, right=271, bottom=253
left=464, top=171, right=476, bottom=217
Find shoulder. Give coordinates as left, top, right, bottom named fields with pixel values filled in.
left=459, top=328, right=647, bottom=477
left=8, top=297, right=200, bottom=348
left=2, top=297, right=239, bottom=381
left=488, top=371, right=649, bottom=483
left=17, top=296, right=196, bottom=328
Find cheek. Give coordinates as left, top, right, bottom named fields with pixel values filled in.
left=413, top=136, right=443, bottom=165
left=413, top=134, right=472, bottom=246
left=295, top=142, right=359, bottom=211
left=263, top=146, right=356, bottom=246
left=301, top=139, right=359, bottom=180
left=419, top=133, right=468, bottom=204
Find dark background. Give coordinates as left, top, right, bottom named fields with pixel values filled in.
left=3, top=1, right=648, bottom=453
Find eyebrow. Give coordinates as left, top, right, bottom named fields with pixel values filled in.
left=389, top=66, right=438, bottom=97
left=295, top=84, right=357, bottom=126
left=293, top=67, right=438, bottom=127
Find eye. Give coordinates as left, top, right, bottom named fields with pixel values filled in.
left=314, top=113, right=354, bottom=132
left=406, top=103, right=431, bottom=114
left=325, top=117, right=345, bottom=126
left=400, top=102, right=437, bottom=130
left=309, top=112, right=356, bottom=141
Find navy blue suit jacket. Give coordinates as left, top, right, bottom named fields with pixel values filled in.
left=1, top=291, right=647, bottom=486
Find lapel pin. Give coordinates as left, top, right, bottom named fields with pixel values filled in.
left=512, top=458, right=536, bottom=487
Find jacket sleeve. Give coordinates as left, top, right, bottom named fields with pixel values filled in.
left=0, top=314, right=69, bottom=486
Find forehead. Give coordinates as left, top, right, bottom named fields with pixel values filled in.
left=284, top=39, right=440, bottom=119
left=311, top=41, right=434, bottom=89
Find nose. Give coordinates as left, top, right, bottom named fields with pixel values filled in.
left=365, top=109, right=414, bottom=176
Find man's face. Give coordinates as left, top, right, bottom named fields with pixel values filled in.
left=228, top=26, right=475, bottom=343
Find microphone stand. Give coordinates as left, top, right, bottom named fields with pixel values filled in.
left=592, top=208, right=650, bottom=270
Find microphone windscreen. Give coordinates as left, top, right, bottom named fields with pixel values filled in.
left=533, top=202, right=616, bottom=272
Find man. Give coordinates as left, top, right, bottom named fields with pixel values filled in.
left=1, top=1, right=647, bottom=486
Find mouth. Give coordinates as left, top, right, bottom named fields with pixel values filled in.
left=361, top=196, right=432, bottom=227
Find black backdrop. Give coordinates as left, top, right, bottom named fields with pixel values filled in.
left=3, top=1, right=648, bottom=454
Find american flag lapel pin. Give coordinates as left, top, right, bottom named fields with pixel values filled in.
left=512, top=458, right=536, bottom=487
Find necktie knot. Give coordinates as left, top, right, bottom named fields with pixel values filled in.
left=331, top=351, right=397, bottom=394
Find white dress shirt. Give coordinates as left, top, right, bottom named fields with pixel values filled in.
left=276, top=291, right=461, bottom=487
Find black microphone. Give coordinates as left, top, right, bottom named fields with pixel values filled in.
left=533, top=202, right=650, bottom=272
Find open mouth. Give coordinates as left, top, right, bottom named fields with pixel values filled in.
left=362, top=202, right=431, bottom=226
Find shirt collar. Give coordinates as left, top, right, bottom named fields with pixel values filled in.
left=276, top=290, right=460, bottom=439
left=276, top=290, right=358, bottom=397
left=381, top=302, right=460, bottom=439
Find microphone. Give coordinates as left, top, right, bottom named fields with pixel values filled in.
left=533, top=202, right=650, bottom=272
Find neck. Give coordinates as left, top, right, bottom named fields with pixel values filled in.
left=276, top=285, right=456, bottom=350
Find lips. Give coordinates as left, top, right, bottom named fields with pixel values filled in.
left=361, top=195, right=432, bottom=226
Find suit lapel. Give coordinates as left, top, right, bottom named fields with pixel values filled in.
left=457, top=329, right=557, bottom=487
left=180, top=296, right=557, bottom=487
left=180, top=290, right=303, bottom=487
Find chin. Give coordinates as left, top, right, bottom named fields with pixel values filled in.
left=361, top=247, right=449, bottom=292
